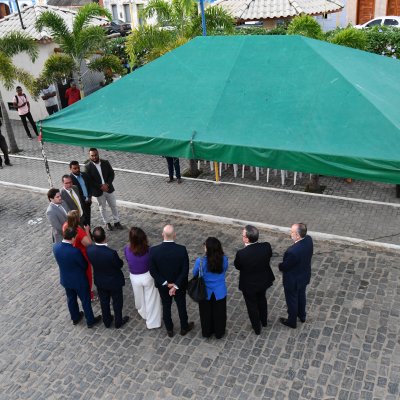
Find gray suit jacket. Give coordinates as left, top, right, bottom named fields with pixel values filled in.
left=46, top=202, right=67, bottom=243
left=60, top=186, right=82, bottom=213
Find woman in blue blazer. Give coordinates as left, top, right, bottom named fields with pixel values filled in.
left=192, top=237, right=228, bottom=339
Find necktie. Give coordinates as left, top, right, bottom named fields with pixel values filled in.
left=69, top=190, right=83, bottom=216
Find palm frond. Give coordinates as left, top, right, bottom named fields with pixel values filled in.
left=0, top=32, right=38, bottom=61
left=0, top=52, right=17, bottom=89
left=72, top=3, right=111, bottom=35
left=75, top=26, right=107, bottom=59
left=142, top=0, right=174, bottom=24
left=88, top=54, right=125, bottom=75
left=35, top=11, right=72, bottom=44
left=14, top=68, right=40, bottom=99
left=190, top=6, right=234, bottom=36
left=40, top=53, right=76, bottom=84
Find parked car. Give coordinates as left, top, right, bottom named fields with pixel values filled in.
left=105, top=19, right=131, bottom=36
left=355, top=16, right=400, bottom=29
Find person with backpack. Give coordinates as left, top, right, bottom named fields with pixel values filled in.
left=13, top=86, right=38, bottom=139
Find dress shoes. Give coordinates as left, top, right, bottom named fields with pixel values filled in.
left=177, top=178, right=182, bottom=184
left=73, top=311, right=84, bottom=325
left=279, top=317, right=296, bottom=329
left=5, top=162, right=12, bottom=166
left=106, top=223, right=113, bottom=231
left=298, top=317, right=306, bottom=323
left=114, top=222, right=123, bottom=230
left=115, top=316, right=129, bottom=329
left=261, top=321, right=268, bottom=327
left=87, top=315, right=102, bottom=328
left=166, top=178, right=174, bottom=183
left=0, top=165, right=3, bottom=169
left=104, top=315, right=114, bottom=328
left=180, top=321, right=194, bottom=336
left=167, top=330, right=174, bottom=338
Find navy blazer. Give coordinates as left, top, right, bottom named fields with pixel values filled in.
left=234, top=242, right=275, bottom=293
left=86, top=244, right=125, bottom=291
left=149, top=242, right=189, bottom=290
left=53, top=242, right=88, bottom=290
left=70, top=172, right=92, bottom=201
left=279, top=235, right=313, bottom=289
left=84, top=160, right=115, bottom=197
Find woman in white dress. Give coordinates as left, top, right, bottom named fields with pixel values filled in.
left=124, top=227, right=161, bottom=329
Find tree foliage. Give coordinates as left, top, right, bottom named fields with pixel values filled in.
left=126, top=0, right=234, bottom=68
left=287, top=14, right=323, bottom=40
left=328, top=27, right=367, bottom=50
left=364, top=25, right=400, bottom=59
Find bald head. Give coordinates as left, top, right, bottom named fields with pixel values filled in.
left=162, top=224, right=175, bottom=241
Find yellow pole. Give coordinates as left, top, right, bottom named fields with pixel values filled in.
left=214, top=161, right=219, bottom=183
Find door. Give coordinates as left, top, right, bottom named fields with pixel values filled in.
left=357, top=0, right=375, bottom=24
left=387, top=0, right=400, bottom=15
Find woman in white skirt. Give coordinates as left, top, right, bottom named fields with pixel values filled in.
left=124, top=227, right=161, bottom=329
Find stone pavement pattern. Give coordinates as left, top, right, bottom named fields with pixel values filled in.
left=1, top=187, right=400, bottom=399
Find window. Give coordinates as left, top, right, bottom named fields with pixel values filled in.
left=137, top=4, right=144, bottom=26
left=366, top=19, right=382, bottom=27
left=123, top=4, right=131, bottom=23
left=384, top=18, right=399, bottom=26
left=111, top=4, right=118, bottom=20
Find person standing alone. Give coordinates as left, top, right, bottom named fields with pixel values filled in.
left=13, top=86, right=38, bottom=139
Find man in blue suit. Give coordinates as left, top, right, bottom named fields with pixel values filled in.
left=53, top=227, right=101, bottom=328
left=86, top=227, right=129, bottom=329
left=279, top=223, right=313, bottom=329
left=150, top=224, right=193, bottom=337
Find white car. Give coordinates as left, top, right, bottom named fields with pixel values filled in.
left=355, top=16, right=400, bottom=29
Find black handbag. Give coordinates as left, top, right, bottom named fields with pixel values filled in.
left=187, top=258, right=207, bottom=302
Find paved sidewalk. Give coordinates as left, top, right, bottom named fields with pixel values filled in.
left=0, top=187, right=399, bottom=400
left=1, top=120, right=400, bottom=244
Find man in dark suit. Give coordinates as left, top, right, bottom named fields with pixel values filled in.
left=46, top=188, right=67, bottom=243
left=234, top=225, right=275, bottom=335
left=69, top=161, right=92, bottom=226
left=279, top=223, right=313, bottom=329
left=60, top=175, right=84, bottom=218
left=84, top=148, right=123, bottom=231
left=150, top=224, right=193, bottom=337
left=86, top=227, right=129, bottom=329
left=53, top=227, right=101, bottom=328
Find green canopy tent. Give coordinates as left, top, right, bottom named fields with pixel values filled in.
left=40, top=35, right=400, bottom=184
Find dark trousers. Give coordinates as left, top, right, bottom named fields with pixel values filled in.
left=0, top=133, right=10, bottom=166
left=166, top=157, right=181, bottom=179
left=242, top=289, right=268, bottom=333
left=284, top=283, right=307, bottom=327
left=82, top=200, right=92, bottom=227
left=97, top=286, right=123, bottom=327
left=20, top=112, right=38, bottom=137
left=46, top=105, right=59, bottom=115
left=65, top=286, right=95, bottom=326
left=158, top=286, right=188, bottom=331
left=199, top=293, right=226, bottom=339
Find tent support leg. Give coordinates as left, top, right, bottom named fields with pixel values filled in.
left=214, top=161, right=219, bottom=183
left=39, top=123, right=54, bottom=188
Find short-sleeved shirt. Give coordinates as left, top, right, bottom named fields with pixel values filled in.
left=40, top=84, right=58, bottom=107
left=15, top=94, right=29, bottom=116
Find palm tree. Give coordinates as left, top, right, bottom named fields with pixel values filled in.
left=126, top=0, right=234, bottom=69
left=0, top=32, right=38, bottom=153
left=35, top=3, right=124, bottom=96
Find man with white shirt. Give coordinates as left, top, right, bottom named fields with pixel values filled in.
left=46, top=188, right=68, bottom=243
left=40, top=84, right=59, bottom=115
left=234, top=225, right=275, bottom=335
left=13, top=86, right=38, bottom=139
left=60, top=175, right=84, bottom=220
left=84, top=148, right=122, bottom=231
left=86, top=227, right=129, bottom=329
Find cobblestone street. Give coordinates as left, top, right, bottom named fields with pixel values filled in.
left=1, top=187, right=399, bottom=399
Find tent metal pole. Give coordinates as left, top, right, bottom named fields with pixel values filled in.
left=39, top=122, right=54, bottom=188
left=199, top=0, right=207, bottom=36
left=214, top=161, right=219, bottom=183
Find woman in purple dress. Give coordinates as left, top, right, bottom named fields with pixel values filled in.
left=124, top=227, right=161, bottom=329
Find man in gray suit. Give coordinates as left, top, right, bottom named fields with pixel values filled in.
left=60, top=175, right=84, bottom=218
left=46, top=188, right=67, bottom=243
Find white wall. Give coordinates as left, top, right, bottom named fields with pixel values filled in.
left=0, top=42, right=57, bottom=122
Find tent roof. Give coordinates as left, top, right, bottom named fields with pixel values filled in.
left=40, top=35, right=400, bottom=184
left=211, top=0, right=343, bottom=20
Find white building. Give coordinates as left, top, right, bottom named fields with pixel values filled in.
left=0, top=4, right=107, bottom=121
